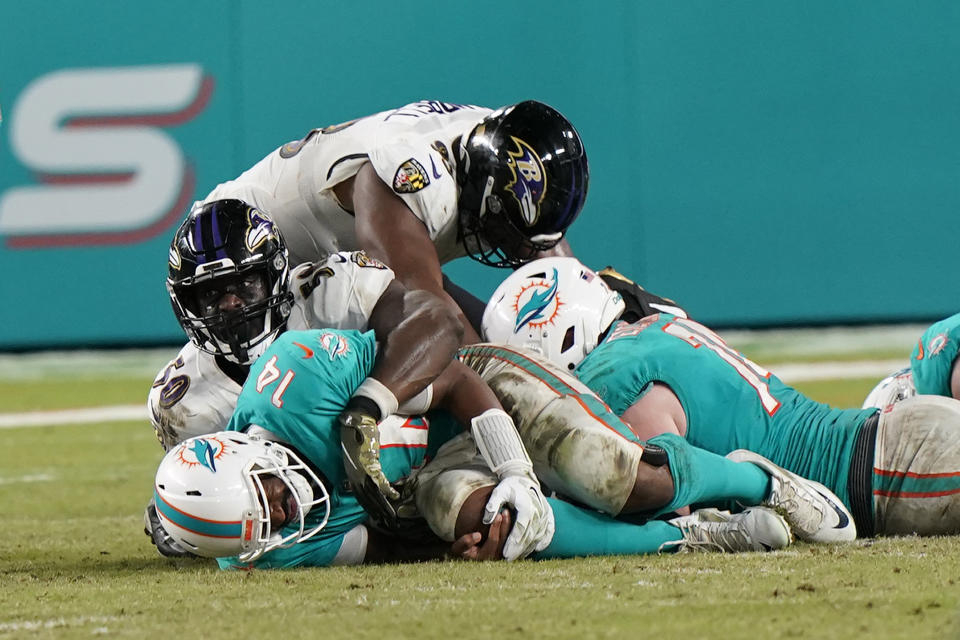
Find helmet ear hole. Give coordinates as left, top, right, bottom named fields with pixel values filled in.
left=560, top=326, right=576, bottom=354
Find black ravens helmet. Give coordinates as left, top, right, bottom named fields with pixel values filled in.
left=456, top=100, right=589, bottom=268
left=167, top=199, right=293, bottom=364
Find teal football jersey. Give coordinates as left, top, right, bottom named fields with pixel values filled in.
left=911, top=312, right=960, bottom=397
left=575, top=315, right=878, bottom=506
left=219, top=328, right=459, bottom=568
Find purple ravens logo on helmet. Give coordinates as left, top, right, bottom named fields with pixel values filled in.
left=246, top=208, right=278, bottom=252
left=504, top=136, right=547, bottom=227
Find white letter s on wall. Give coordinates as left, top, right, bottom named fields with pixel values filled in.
left=0, top=64, right=211, bottom=246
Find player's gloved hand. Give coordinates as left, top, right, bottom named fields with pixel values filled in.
left=143, top=497, right=197, bottom=559
left=483, top=470, right=555, bottom=561
left=470, top=408, right=556, bottom=561
left=339, top=399, right=401, bottom=530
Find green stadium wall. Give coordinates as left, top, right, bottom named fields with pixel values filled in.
left=2, top=1, right=958, bottom=348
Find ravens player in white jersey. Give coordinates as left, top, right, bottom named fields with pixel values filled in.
left=195, top=100, right=589, bottom=341
left=150, top=200, right=458, bottom=448
left=146, top=200, right=554, bottom=560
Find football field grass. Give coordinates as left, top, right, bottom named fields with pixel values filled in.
left=2, top=334, right=959, bottom=639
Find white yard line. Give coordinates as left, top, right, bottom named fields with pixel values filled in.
left=0, top=473, right=54, bottom=485
left=772, top=358, right=908, bottom=383
left=0, top=358, right=909, bottom=429
left=0, top=616, right=119, bottom=633
left=0, top=404, right=146, bottom=429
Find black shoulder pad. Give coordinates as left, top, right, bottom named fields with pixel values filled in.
left=599, top=267, right=687, bottom=323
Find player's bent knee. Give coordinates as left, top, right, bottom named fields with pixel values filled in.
left=523, top=394, right=644, bottom=516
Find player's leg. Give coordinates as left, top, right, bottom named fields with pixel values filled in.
left=538, top=499, right=791, bottom=556
left=529, top=394, right=774, bottom=516
left=458, top=344, right=647, bottom=512
left=459, top=344, right=773, bottom=516
left=454, top=485, right=792, bottom=557
left=460, top=343, right=860, bottom=545
left=872, top=395, right=960, bottom=535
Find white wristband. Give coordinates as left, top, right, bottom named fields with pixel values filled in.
left=470, top=408, right=532, bottom=478
left=397, top=383, right=434, bottom=415
left=353, top=377, right=399, bottom=419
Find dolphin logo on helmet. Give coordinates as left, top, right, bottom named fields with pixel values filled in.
left=175, top=436, right=228, bottom=473
left=514, top=268, right=562, bottom=332
left=483, top=257, right=626, bottom=372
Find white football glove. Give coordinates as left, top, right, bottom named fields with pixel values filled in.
left=471, top=408, right=556, bottom=560
left=484, top=472, right=555, bottom=561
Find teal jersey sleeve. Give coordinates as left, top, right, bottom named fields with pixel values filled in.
left=574, top=321, right=658, bottom=417
left=911, top=312, right=960, bottom=396
left=576, top=315, right=875, bottom=506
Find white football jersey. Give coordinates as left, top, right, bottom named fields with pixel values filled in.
left=201, top=101, right=493, bottom=266
left=148, top=251, right=395, bottom=450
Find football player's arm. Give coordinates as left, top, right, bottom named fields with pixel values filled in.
left=339, top=273, right=463, bottom=529
left=339, top=279, right=461, bottom=521
left=365, top=279, right=462, bottom=404
left=346, top=354, right=554, bottom=560
left=345, top=163, right=482, bottom=343
left=619, top=382, right=688, bottom=441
